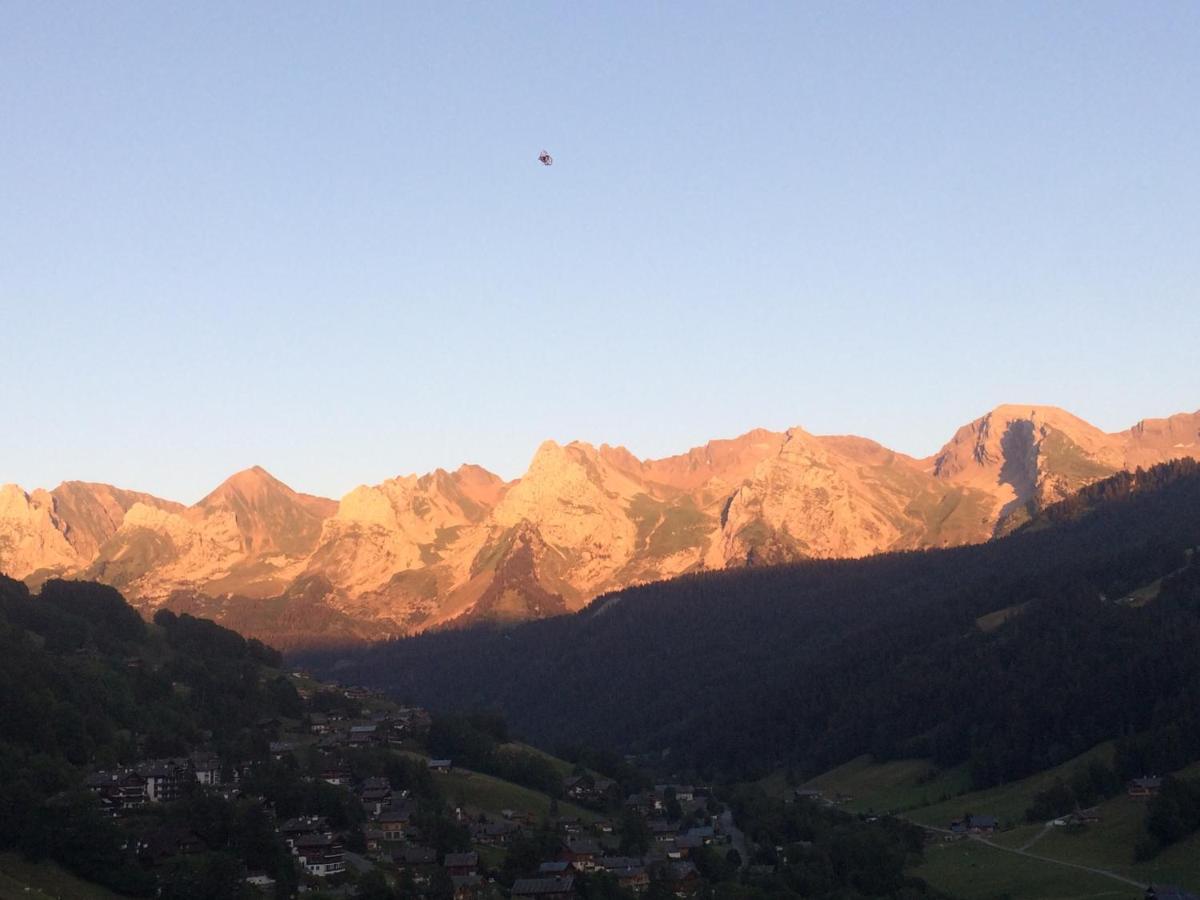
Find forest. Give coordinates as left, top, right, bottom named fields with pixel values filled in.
left=303, top=460, right=1200, bottom=791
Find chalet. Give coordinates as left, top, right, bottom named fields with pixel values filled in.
left=293, top=834, right=345, bottom=877
left=549, top=815, right=583, bottom=836
left=950, top=815, right=998, bottom=834
left=473, top=819, right=519, bottom=845
left=444, top=851, right=479, bottom=877
left=268, top=741, right=297, bottom=760
left=280, top=815, right=332, bottom=849
left=322, top=768, right=351, bottom=787
left=135, top=827, right=204, bottom=866
left=663, top=860, right=701, bottom=895
left=362, top=827, right=386, bottom=852
left=625, top=792, right=658, bottom=814
left=451, top=873, right=485, bottom=899
left=1129, top=776, right=1163, bottom=799
left=189, top=752, right=221, bottom=786
left=511, top=875, right=575, bottom=899
left=560, top=837, right=602, bottom=871
left=378, top=802, right=413, bottom=841
left=349, top=724, right=379, bottom=745
left=612, top=864, right=649, bottom=893
left=428, top=758, right=453, bottom=773
left=685, top=825, right=715, bottom=844
left=648, top=819, right=676, bottom=842
left=84, top=769, right=147, bottom=814
left=359, top=775, right=392, bottom=812
left=137, top=760, right=189, bottom=803
left=309, top=713, right=330, bottom=734
left=789, top=788, right=823, bottom=804
left=564, top=774, right=594, bottom=799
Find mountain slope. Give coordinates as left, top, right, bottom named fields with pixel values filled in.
left=2, top=405, right=1198, bottom=646
left=306, top=459, right=1200, bottom=789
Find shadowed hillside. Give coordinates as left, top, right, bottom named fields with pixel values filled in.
left=305, top=460, right=1200, bottom=790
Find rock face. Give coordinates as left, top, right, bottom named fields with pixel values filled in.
left=2, top=405, right=1198, bottom=647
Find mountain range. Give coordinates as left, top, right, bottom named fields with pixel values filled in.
left=3, top=404, right=1198, bottom=647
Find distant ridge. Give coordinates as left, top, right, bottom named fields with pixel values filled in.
left=2, top=404, right=1197, bottom=647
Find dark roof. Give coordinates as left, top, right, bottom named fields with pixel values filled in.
left=538, top=861, right=570, bottom=874
left=443, top=851, right=478, bottom=867
left=512, top=876, right=575, bottom=895
left=281, top=816, right=330, bottom=835
left=600, top=856, right=644, bottom=870
left=564, top=838, right=602, bottom=855
left=395, top=846, right=437, bottom=865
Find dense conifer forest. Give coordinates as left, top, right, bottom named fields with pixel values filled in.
left=306, top=461, right=1200, bottom=791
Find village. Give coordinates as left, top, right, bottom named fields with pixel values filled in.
left=79, top=673, right=746, bottom=898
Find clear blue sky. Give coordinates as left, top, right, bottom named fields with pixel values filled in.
left=3, top=2, right=1198, bottom=503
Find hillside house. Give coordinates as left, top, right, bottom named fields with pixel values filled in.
left=280, top=815, right=332, bottom=850
left=293, top=834, right=345, bottom=877
left=451, top=873, right=485, bottom=899
left=137, top=760, right=189, bottom=803
left=378, top=802, right=413, bottom=841
left=472, top=819, right=520, bottom=846
left=84, top=770, right=147, bottom=815
left=444, top=851, right=479, bottom=877
left=135, top=827, right=204, bottom=866
left=359, top=775, right=392, bottom=813
left=189, top=752, right=221, bottom=786
left=1129, top=776, right=1163, bottom=799
left=951, top=815, right=998, bottom=834
left=561, top=837, right=602, bottom=871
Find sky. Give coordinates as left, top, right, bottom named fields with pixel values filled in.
left=2, top=2, right=1198, bottom=504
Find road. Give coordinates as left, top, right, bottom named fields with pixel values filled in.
left=717, top=808, right=751, bottom=868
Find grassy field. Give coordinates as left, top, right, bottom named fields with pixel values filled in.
left=797, top=745, right=1200, bottom=897
left=434, top=768, right=599, bottom=823
left=0, top=853, right=128, bottom=900
left=902, top=743, right=1117, bottom=829
left=913, top=841, right=1135, bottom=900
left=500, top=742, right=575, bottom=778
left=762, top=754, right=972, bottom=815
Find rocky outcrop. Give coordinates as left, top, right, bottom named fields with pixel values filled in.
left=3, top=404, right=1198, bottom=646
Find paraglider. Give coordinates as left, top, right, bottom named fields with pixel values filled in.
left=538, top=150, right=553, bottom=166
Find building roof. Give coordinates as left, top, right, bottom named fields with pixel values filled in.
left=512, top=876, right=575, bottom=895
left=395, top=846, right=437, bottom=865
